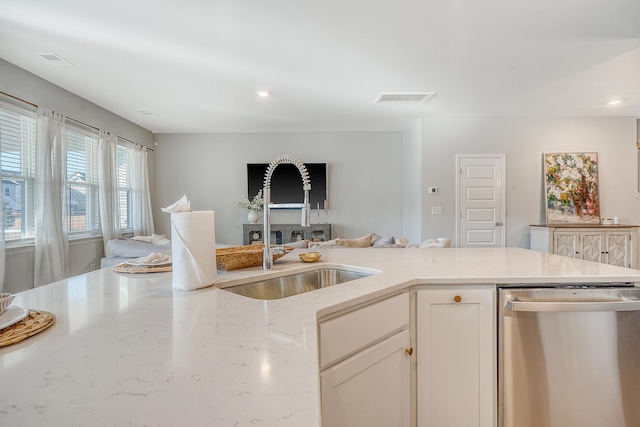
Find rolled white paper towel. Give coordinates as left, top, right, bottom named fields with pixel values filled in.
left=170, top=211, right=217, bottom=291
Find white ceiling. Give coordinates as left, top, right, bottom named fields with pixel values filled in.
left=1, top=0, right=639, bottom=134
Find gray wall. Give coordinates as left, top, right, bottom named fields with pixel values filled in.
left=156, top=118, right=640, bottom=250
left=153, top=132, right=405, bottom=245
left=420, top=117, right=640, bottom=249
left=0, top=60, right=155, bottom=293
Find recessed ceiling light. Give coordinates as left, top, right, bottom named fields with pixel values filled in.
left=375, top=92, right=436, bottom=104
left=256, top=91, right=271, bottom=97
left=38, top=53, right=74, bottom=67
left=607, top=98, right=623, bottom=105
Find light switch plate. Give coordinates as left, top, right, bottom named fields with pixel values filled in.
left=432, top=206, right=443, bottom=215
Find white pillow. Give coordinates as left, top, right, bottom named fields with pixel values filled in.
left=287, top=239, right=309, bottom=249
left=396, top=237, right=409, bottom=248
left=371, top=233, right=395, bottom=247
left=151, top=234, right=172, bottom=245
left=130, top=235, right=152, bottom=244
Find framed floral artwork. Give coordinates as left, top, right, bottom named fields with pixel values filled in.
left=544, top=152, right=600, bottom=224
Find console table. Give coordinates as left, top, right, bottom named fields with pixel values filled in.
left=243, top=224, right=332, bottom=245
left=530, top=224, right=639, bottom=268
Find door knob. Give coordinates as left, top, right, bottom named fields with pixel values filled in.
left=496, top=222, right=503, bottom=226
left=405, top=347, right=414, bottom=356
left=454, top=295, right=462, bottom=303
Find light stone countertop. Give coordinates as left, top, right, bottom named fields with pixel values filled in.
left=2, top=247, right=640, bottom=426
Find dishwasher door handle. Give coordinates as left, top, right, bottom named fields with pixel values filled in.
left=505, top=299, right=640, bottom=312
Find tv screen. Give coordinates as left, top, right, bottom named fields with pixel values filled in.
left=247, top=163, right=327, bottom=209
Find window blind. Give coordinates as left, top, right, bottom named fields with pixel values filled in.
left=116, top=143, right=133, bottom=231
left=66, top=127, right=100, bottom=235
left=0, top=102, right=36, bottom=240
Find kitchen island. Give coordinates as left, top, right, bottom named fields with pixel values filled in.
left=2, top=247, right=640, bottom=426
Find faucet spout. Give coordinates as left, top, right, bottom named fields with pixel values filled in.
left=262, top=155, right=311, bottom=270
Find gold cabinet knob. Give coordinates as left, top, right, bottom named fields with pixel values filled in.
left=453, top=295, right=462, bottom=303
left=405, top=347, right=414, bottom=356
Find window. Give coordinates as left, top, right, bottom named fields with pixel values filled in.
left=0, top=102, right=36, bottom=241
left=66, top=126, right=100, bottom=236
left=116, top=142, right=134, bottom=232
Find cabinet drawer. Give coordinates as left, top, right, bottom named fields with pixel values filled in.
left=319, top=293, right=409, bottom=368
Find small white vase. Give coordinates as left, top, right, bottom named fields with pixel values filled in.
left=247, top=210, right=259, bottom=224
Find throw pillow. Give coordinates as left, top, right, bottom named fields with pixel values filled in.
left=287, top=239, right=309, bottom=249
left=130, top=235, right=152, bottom=244
left=308, top=238, right=340, bottom=248
left=151, top=234, right=172, bottom=245
left=336, top=234, right=373, bottom=248
left=371, top=233, right=395, bottom=247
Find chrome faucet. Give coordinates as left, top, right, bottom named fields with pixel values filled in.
left=263, top=154, right=311, bottom=270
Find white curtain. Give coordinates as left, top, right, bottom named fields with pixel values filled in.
left=97, top=131, right=120, bottom=257
left=0, top=190, right=4, bottom=293
left=34, top=108, right=68, bottom=287
left=131, top=144, right=154, bottom=236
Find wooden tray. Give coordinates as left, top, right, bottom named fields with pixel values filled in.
left=113, top=263, right=173, bottom=273
left=0, top=310, right=55, bottom=348
left=216, top=244, right=293, bottom=271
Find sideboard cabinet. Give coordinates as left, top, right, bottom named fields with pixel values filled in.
left=530, top=224, right=638, bottom=268
left=243, top=223, right=331, bottom=245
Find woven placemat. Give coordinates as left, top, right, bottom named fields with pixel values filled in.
left=113, top=263, right=173, bottom=274
left=0, top=310, right=56, bottom=348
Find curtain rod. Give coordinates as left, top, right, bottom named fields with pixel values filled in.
left=0, top=90, right=153, bottom=151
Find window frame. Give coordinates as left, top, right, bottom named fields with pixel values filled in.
left=0, top=100, right=37, bottom=244
left=116, top=141, right=134, bottom=234
left=65, top=124, right=101, bottom=238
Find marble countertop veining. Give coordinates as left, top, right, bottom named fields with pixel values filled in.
left=2, top=247, right=640, bottom=426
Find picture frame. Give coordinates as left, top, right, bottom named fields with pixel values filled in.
left=544, top=152, right=600, bottom=224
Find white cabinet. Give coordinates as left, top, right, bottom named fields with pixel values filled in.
left=320, top=330, right=411, bottom=427
left=319, top=293, right=411, bottom=427
left=530, top=225, right=638, bottom=268
left=415, top=287, right=495, bottom=427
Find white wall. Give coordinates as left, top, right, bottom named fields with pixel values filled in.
left=153, top=132, right=405, bottom=245
left=0, top=60, right=155, bottom=292
left=420, top=117, right=640, bottom=249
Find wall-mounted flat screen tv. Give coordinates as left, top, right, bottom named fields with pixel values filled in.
left=247, top=163, right=327, bottom=209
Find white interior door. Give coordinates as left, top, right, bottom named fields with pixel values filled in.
left=456, top=154, right=505, bottom=247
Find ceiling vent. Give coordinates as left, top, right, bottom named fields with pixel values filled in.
left=38, top=53, right=74, bottom=67
left=375, top=92, right=435, bottom=104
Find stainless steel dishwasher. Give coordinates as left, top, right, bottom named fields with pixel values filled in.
left=498, top=285, right=640, bottom=427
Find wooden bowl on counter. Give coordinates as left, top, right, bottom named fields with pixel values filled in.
left=299, top=251, right=322, bottom=263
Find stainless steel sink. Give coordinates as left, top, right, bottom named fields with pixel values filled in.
left=221, top=268, right=373, bottom=300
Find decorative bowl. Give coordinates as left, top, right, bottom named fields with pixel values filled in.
left=299, top=251, right=322, bottom=263
left=0, top=293, right=15, bottom=316
left=216, top=245, right=294, bottom=271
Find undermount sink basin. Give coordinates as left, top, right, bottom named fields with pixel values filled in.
left=221, top=268, right=374, bottom=300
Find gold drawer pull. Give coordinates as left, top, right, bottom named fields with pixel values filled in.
left=454, top=295, right=462, bottom=303
left=405, top=347, right=414, bottom=356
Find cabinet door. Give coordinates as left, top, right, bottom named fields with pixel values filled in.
left=579, top=231, right=603, bottom=263
left=605, top=231, right=630, bottom=267
left=320, top=330, right=411, bottom=427
left=416, top=289, right=495, bottom=427
left=553, top=232, right=579, bottom=258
